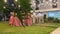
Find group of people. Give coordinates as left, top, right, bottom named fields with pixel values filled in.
left=31, top=11, right=44, bottom=24
left=9, top=11, right=45, bottom=27
left=9, top=11, right=32, bottom=26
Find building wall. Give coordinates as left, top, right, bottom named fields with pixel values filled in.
left=30, top=0, right=60, bottom=10
left=30, top=0, right=60, bottom=18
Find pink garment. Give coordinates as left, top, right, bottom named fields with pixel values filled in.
left=9, top=12, right=21, bottom=26
left=25, top=17, right=32, bottom=26
left=13, top=16, right=21, bottom=26
left=9, top=12, right=14, bottom=25
left=9, top=16, right=14, bottom=25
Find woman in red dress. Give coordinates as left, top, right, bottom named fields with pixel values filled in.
left=25, top=13, right=32, bottom=26
left=13, top=13, right=21, bottom=26
left=9, top=12, right=14, bottom=26
left=9, top=12, right=21, bottom=26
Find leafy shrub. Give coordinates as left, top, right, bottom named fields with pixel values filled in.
left=45, top=17, right=60, bottom=23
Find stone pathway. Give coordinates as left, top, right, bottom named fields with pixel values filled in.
left=50, top=27, right=60, bottom=34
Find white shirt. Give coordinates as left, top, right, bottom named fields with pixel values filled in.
left=33, top=12, right=37, bottom=18
left=37, top=13, right=44, bottom=17
left=31, top=12, right=37, bottom=18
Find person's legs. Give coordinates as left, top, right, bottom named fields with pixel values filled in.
left=33, top=17, right=35, bottom=24
left=37, top=17, right=39, bottom=23
left=39, top=17, right=41, bottom=23
left=39, top=17, right=44, bottom=23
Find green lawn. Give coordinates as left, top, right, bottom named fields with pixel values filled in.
left=0, top=22, right=60, bottom=34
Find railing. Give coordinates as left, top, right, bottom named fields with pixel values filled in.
left=35, top=8, right=60, bottom=12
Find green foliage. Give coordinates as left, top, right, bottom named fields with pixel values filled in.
left=36, top=0, right=39, bottom=4
left=14, top=0, right=31, bottom=21
left=0, top=0, right=4, bottom=10
left=20, top=0, right=31, bottom=13
left=0, top=0, right=31, bottom=21
left=46, top=17, right=60, bottom=23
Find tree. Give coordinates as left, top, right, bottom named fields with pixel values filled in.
left=20, top=0, right=31, bottom=13
left=0, top=0, right=31, bottom=26
left=0, top=0, right=4, bottom=10
left=14, top=0, right=31, bottom=27
left=15, top=0, right=31, bottom=21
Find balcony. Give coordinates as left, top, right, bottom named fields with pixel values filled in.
left=36, top=8, right=60, bottom=12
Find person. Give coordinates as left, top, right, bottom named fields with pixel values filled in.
left=37, top=12, right=44, bottom=23
left=9, top=12, right=21, bottom=26
left=25, top=13, right=32, bottom=26
left=13, top=13, right=21, bottom=26
left=44, top=14, right=46, bottom=22
left=23, top=15, right=27, bottom=26
left=17, top=11, right=25, bottom=27
left=9, top=12, right=14, bottom=26
left=31, top=11, right=37, bottom=24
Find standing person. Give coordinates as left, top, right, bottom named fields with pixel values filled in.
left=28, top=13, right=32, bottom=26
left=37, top=12, right=41, bottom=23
left=41, top=12, right=44, bottom=23
left=37, top=12, right=44, bottom=23
left=44, top=14, right=46, bottom=22
left=31, top=11, right=37, bottom=24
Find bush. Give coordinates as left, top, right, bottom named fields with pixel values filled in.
left=53, top=18, right=60, bottom=23
left=45, top=17, right=60, bottom=23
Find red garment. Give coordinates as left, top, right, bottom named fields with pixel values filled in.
left=9, top=15, right=14, bottom=25
left=9, top=12, right=14, bottom=25
left=13, top=16, right=21, bottom=26
left=25, top=16, right=32, bottom=26
left=27, top=18, right=32, bottom=26
left=9, top=12, right=21, bottom=26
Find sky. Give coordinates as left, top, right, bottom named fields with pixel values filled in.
left=48, top=10, right=60, bottom=18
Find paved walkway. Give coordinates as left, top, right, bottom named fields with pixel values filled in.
left=50, top=27, right=60, bottom=34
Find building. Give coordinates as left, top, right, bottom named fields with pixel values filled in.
left=31, top=0, right=60, bottom=10
left=31, top=0, right=60, bottom=19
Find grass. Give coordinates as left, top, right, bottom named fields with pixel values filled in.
left=0, top=22, right=60, bottom=34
